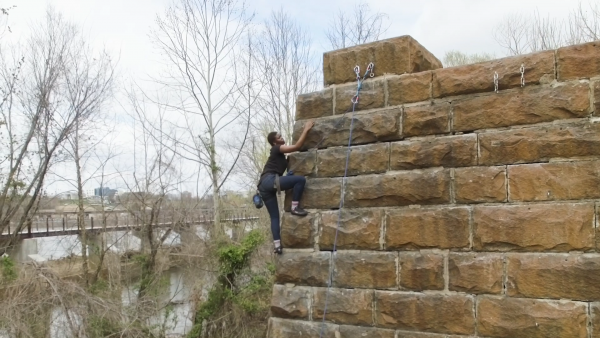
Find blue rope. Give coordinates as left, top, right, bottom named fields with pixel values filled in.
left=318, top=63, right=373, bottom=337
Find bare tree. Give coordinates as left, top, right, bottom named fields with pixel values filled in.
left=233, top=9, right=320, bottom=187
left=443, top=50, right=496, bottom=67
left=325, top=1, right=389, bottom=50
left=494, top=2, right=600, bottom=56
left=150, top=0, right=253, bottom=232
left=0, top=8, right=109, bottom=247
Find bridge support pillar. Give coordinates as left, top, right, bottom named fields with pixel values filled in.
left=8, top=238, right=40, bottom=263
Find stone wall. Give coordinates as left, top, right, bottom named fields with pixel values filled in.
left=267, top=36, right=600, bottom=338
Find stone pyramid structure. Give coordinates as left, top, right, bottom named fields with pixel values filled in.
left=268, top=35, right=600, bottom=338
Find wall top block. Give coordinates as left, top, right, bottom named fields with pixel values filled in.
left=323, top=35, right=443, bottom=86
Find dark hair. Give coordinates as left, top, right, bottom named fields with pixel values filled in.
left=267, top=131, right=278, bottom=146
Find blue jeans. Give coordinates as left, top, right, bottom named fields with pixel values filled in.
left=258, top=174, right=306, bottom=241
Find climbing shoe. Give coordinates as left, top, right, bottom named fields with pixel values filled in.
left=291, top=207, right=308, bottom=216
left=273, top=246, right=283, bottom=255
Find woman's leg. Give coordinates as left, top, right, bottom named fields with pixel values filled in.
left=263, top=196, right=280, bottom=241
left=278, top=175, right=307, bottom=215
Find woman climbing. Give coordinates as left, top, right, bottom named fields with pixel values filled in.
left=258, top=120, right=315, bottom=254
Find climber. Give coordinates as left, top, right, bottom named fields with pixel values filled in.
left=257, top=120, right=315, bottom=254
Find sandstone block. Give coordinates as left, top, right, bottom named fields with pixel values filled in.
left=453, top=83, right=591, bottom=131
left=339, top=325, right=395, bottom=338
left=557, top=40, right=600, bottom=80
left=323, top=36, right=442, bottom=86
left=399, top=252, right=444, bottom=291
left=289, top=177, right=342, bottom=210
left=288, top=151, right=317, bottom=177
left=270, top=285, right=311, bottom=319
left=268, top=318, right=338, bottom=338
left=335, top=78, right=385, bottom=114
left=473, top=203, right=595, bottom=252
left=375, top=292, right=475, bottom=335
left=509, top=161, right=600, bottom=202
left=319, top=209, right=382, bottom=250
left=280, top=212, right=314, bottom=249
left=386, top=207, right=470, bottom=250
left=476, top=296, right=588, bottom=338
left=390, top=135, right=477, bottom=170
left=388, top=71, right=432, bottom=106
left=333, top=251, right=397, bottom=289
left=296, top=88, right=333, bottom=120
left=479, top=122, right=600, bottom=165
left=316, top=143, right=389, bottom=178
left=403, top=102, right=451, bottom=137
left=345, top=169, right=451, bottom=208
left=312, top=287, right=373, bottom=326
left=275, top=251, right=331, bottom=286
left=292, top=108, right=401, bottom=150
left=432, top=50, right=554, bottom=98
left=507, top=253, right=600, bottom=301
left=595, top=80, right=600, bottom=116
left=593, top=303, right=600, bottom=337
left=448, top=253, right=504, bottom=294
left=454, top=166, right=507, bottom=204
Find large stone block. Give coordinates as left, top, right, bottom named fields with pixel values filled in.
left=335, top=78, right=385, bottom=114
left=280, top=212, right=314, bottom=249
left=476, top=296, right=588, bottom=338
left=557, top=40, right=600, bottom=80
left=296, top=88, right=333, bottom=120
left=479, top=122, right=600, bottom=165
left=403, top=102, right=451, bottom=137
left=454, top=166, right=507, bottom=204
left=389, top=135, right=477, bottom=170
left=386, top=207, right=470, bottom=250
left=288, top=151, right=317, bottom=177
left=453, top=83, right=591, bottom=132
left=323, top=36, right=442, bottom=86
left=339, top=325, right=395, bottom=338
left=275, top=251, right=331, bottom=287
left=595, top=80, right=600, bottom=116
left=508, top=161, right=600, bottom=202
left=270, top=285, right=311, bottom=319
left=432, top=50, right=554, bottom=98
left=345, top=169, right=451, bottom=208
left=399, top=252, right=444, bottom=291
left=506, top=253, right=600, bottom=301
left=268, top=318, right=338, bottom=338
left=387, top=71, right=432, bottom=106
left=312, top=287, right=373, bottom=326
left=292, top=177, right=342, bottom=210
left=292, top=107, right=401, bottom=150
left=473, top=203, right=595, bottom=252
left=332, top=251, right=397, bottom=289
left=448, top=253, right=504, bottom=294
left=593, top=303, right=600, bottom=337
left=316, top=143, right=389, bottom=178
left=319, top=209, right=382, bottom=250
left=375, top=292, right=475, bottom=335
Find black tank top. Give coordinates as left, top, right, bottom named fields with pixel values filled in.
left=260, top=145, right=288, bottom=179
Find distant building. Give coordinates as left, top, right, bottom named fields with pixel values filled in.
left=94, top=186, right=118, bottom=198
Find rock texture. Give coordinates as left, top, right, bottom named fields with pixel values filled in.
left=269, top=35, right=600, bottom=338
left=323, top=36, right=442, bottom=86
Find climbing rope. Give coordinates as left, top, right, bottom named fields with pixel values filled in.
left=318, top=62, right=374, bottom=337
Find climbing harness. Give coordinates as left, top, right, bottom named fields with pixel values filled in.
left=318, top=62, right=374, bottom=338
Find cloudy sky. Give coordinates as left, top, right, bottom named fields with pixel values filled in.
left=6, top=0, right=586, bottom=77
left=2, top=0, right=590, bottom=195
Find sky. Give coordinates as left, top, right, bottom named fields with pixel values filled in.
left=1, top=0, right=589, bottom=196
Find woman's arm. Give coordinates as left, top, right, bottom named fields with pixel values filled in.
left=280, top=120, right=315, bottom=153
